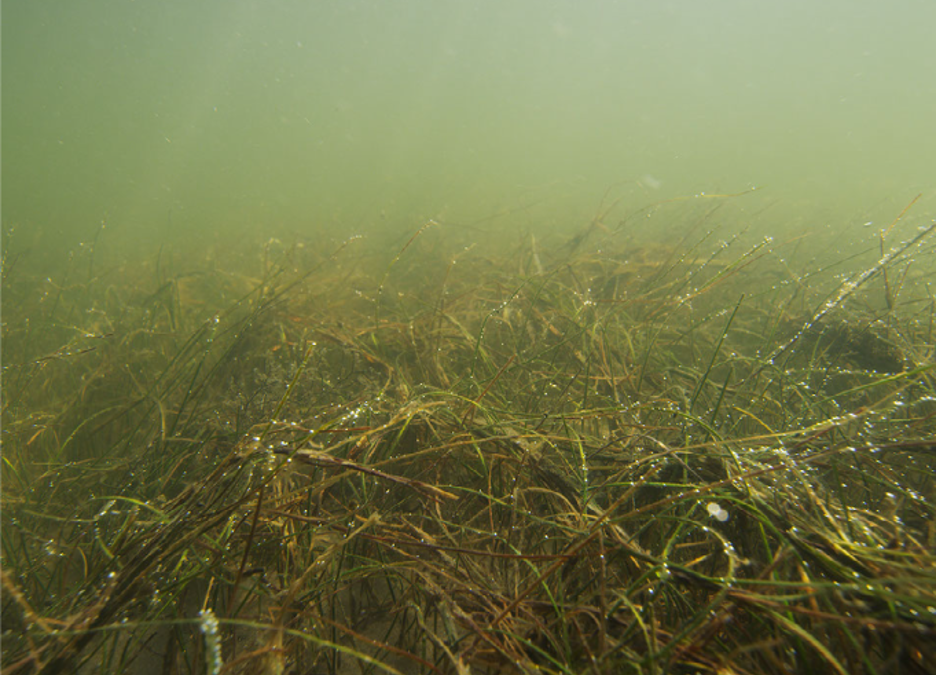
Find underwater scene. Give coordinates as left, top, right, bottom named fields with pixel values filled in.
left=3, top=1, right=936, bottom=673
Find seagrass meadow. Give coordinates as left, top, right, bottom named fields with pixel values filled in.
left=2, top=193, right=936, bottom=675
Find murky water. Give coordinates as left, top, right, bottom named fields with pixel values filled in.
left=3, top=3, right=936, bottom=674
left=4, top=0, right=935, bottom=267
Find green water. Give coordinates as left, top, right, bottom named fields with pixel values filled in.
left=4, top=5, right=936, bottom=671
left=3, top=0, right=935, bottom=266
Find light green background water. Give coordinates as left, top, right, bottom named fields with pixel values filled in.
left=4, top=0, right=935, bottom=263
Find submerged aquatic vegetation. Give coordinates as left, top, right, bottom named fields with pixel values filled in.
left=2, top=197, right=936, bottom=674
